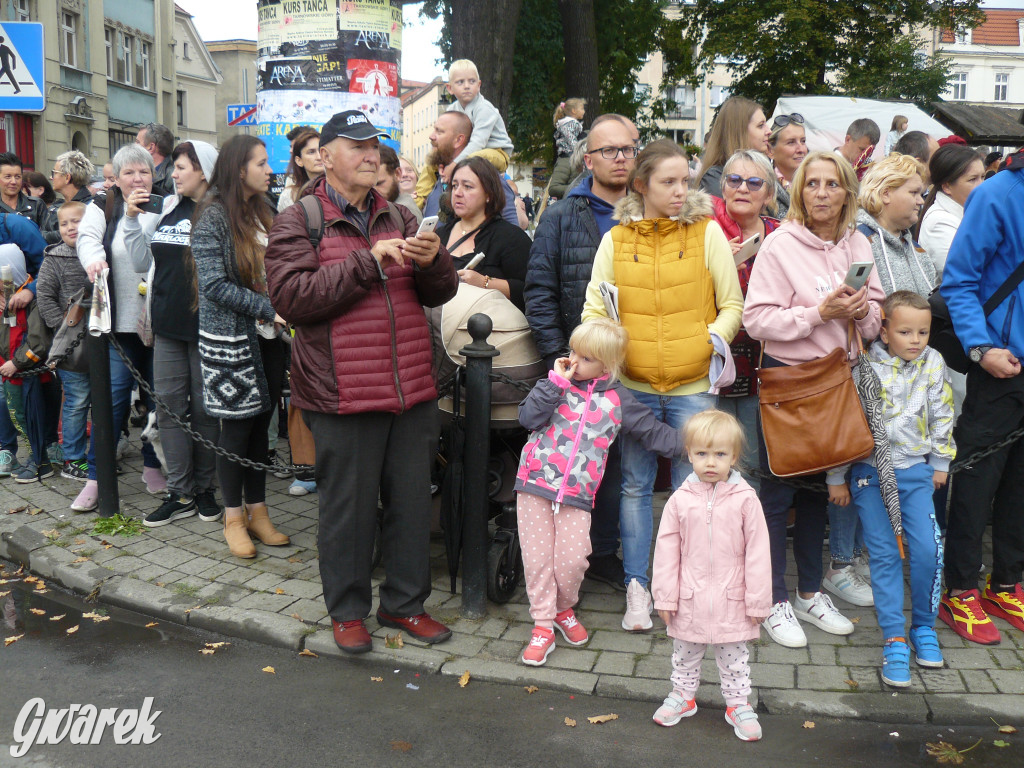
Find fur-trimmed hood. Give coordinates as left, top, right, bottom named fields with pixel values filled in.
left=612, top=188, right=715, bottom=226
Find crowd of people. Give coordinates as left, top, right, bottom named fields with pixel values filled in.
left=1, top=60, right=1022, bottom=745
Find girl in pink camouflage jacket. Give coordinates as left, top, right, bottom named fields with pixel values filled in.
left=515, top=318, right=682, bottom=667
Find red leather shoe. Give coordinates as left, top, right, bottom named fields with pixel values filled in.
left=376, top=611, right=452, bottom=644
left=333, top=619, right=372, bottom=654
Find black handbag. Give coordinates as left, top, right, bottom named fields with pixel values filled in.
left=46, top=287, right=90, bottom=373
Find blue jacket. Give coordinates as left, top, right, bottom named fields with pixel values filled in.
left=0, top=212, right=46, bottom=295
left=941, top=161, right=1024, bottom=357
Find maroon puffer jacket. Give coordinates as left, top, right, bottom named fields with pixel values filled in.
left=265, top=177, right=458, bottom=415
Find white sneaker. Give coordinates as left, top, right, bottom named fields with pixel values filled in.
left=793, top=591, right=855, bottom=635
left=853, top=554, right=871, bottom=583
left=823, top=565, right=874, bottom=607
left=622, top=578, right=653, bottom=631
left=762, top=601, right=807, bottom=648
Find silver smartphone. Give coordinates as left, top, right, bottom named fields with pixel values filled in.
left=844, top=261, right=875, bottom=291
left=416, top=215, right=439, bottom=237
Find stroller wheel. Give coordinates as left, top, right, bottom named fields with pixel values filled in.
left=487, top=536, right=522, bottom=604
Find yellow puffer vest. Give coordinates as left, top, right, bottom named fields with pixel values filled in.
left=611, top=217, right=716, bottom=391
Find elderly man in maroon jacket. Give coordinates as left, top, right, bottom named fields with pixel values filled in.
left=266, top=110, right=458, bottom=653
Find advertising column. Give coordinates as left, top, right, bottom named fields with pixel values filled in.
left=256, top=0, right=404, bottom=176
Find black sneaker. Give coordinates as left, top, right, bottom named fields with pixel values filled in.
left=61, top=459, right=89, bottom=481
left=143, top=494, right=197, bottom=528
left=268, top=452, right=291, bottom=479
left=37, top=461, right=56, bottom=480
left=585, top=553, right=627, bottom=592
left=195, top=489, right=223, bottom=522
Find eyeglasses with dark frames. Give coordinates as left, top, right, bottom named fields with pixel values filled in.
left=724, top=174, right=766, bottom=191
left=586, top=145, right=639, bottom=160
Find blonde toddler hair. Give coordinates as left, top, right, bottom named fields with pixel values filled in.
left=570, top=318, right=629, bottom=383
left=448, top=59, right=479, bottom=79
left=858, top=153, right=926, bottom=218
left=683, top=409, right=745, bottom=461
left=554, top=98, right=586, bottom=125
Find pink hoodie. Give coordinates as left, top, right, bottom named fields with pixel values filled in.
left=652, top=472, right=772, bottom=645
left=742, top=221, right=884, bottom=365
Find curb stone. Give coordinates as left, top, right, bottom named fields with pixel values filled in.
left=439, top=658, right=598, bottom=696
left=3, top=525, right=50, bottom=564
left=759, top=690, right=931, bottom=723
left=26, top=543, right=79, bottom=580
left=186, top=605, right=307, bottom=651
left=924, top=693, right=1024, bottom=725
left=99, top=576, right=197, bottom=624
left=304, top=629, right=452, bottom=671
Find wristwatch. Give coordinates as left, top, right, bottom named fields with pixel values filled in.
left=969, top=345, right=993, bottom=363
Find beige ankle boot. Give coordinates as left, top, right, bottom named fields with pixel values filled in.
left=245, top=504, right=289, bottom=546
left=224, top=513, right=256, bottom=558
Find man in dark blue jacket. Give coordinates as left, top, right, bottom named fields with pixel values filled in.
left=524, top=114, right=638, bottom=590
left=939, top=149, right=1024, bottom=646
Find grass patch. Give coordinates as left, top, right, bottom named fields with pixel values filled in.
left=55, top=520, right=72, bottom=530
left=93, top=514, right=145, bottom=538
left=171, top=583, right=201, bottom=598
left=300, top=626, right=318, bottom=636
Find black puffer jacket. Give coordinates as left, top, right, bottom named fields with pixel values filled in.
left=524, top=193, right=603, bottom=360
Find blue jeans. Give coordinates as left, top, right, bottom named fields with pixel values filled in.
left=619, top=390, right=716, bottom=587
left=718, top=394, right=759, bottom=491
left=58, top=369, right=91, bottom=461
left=851, top=462, right=942, bottom=639
left=0, top=382, right=18, bottom=454
left=86, top=333, right=159, bottom=480
left=828, top=498, right=864, bottom=564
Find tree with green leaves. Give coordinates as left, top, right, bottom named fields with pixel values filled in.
left=683, top=0, right=985, bottom=112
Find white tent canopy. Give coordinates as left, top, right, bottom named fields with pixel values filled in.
left=771, top=96, right=953, bottom=161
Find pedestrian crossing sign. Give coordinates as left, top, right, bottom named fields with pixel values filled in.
left=0, top=22, right=43, bottom=112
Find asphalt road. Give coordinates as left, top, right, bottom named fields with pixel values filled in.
left=1, top=579, right=1021, bottom=768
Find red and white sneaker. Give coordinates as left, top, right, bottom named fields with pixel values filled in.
left=522, top=626, right=556, bottom=666
left=553, top=609, right=589, bottom=646
left=938, top=589, right=1001, bottom=645
left=982, top=576, right=1024, bottom=632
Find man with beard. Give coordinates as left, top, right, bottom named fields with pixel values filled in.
left=523, top=114, right=639, bottom=591
left=376, top=145, right=422, bottom=223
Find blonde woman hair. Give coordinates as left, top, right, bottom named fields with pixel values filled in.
left=786, top=151, right=860, bottom=242
left=684, top=409, right=745, bottom=461
left=448, top=59, right=479, bottom=78
left=696, top=96, right=763, bottom=188
left=553, top=97, right=586, bottom=125
left=858, top=153, right=926, bottom=218
left=570, top=318, right=630, bottom=384
left=722, top=149, right=778, bottom=215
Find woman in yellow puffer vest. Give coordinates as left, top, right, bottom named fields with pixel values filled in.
left=581, top=139, right=744, bottom=632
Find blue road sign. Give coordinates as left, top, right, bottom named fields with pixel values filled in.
left=0, top=22, right=43, bottom=112
left=227, top=104, right=257, bottom=127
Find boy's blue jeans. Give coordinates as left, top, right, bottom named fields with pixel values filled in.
left=57, top=369, right=90, bottom=461
left=850, top=461, right=943, bottom=640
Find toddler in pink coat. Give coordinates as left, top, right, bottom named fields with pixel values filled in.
left=651, top=410, right=772, bottom=741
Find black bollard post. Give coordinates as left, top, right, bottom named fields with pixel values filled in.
left=87, top=332, right=118, bottom=518
left=459, top=313, right=499, bottom=619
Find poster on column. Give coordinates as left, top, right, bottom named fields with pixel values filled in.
left=337, top=1, right=404, bottom=52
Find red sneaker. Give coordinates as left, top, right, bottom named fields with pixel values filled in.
left=332, top=619, right=372, bottom=654
left=982, top=576, right=1024, bottom=632
left=938, top=589, right=1001, bottom=645
left=553, top=609, right=589, bottom=646
left=522, top=626, right=556, bottom=666
left=375, top=611, right=452, bottom=644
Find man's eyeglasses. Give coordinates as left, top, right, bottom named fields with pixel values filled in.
left=724, top=174, right=766, bottom=191
left=587, top=145, right=639, bottom=160
left=771, top=113, right=804, bottom=130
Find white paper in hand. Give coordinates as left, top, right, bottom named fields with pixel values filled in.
left=599, top=282, right=619, bottom=322
left=89, top=268, right=112, bottom=336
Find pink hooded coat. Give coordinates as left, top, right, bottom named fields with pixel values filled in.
left=652, top=471, right=772, bottom=644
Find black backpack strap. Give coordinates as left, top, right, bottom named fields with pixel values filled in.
left=385, top=201, right=406, bottom=234
left=983, top=258, right=1024, bottom=315
left=298, top=194, right=325, bottom=252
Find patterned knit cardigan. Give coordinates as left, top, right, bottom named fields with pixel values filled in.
left=192, top=200, right=276, bottom=420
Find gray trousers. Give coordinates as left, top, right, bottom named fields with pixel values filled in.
left=153, top=334, right=219, bottom=497
left=306, top=401, right=438, bottom=622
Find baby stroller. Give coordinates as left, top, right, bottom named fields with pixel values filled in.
left=429, top=285, right=546, bottom=603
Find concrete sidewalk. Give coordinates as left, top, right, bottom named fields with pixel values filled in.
left=2, top=429, right=1022, bottom=725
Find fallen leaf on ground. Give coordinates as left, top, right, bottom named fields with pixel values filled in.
left=4, top=634, right=24, bottom=647
left=290, top=613, right=302, bottom=620
left=262, top=666, right=275, bottom=674
left=199, top=649, right=215, bottom=655
left=850, top=617, right=860, bottom=624
left=274, top=588, right=285, bottom=595
left=81, top=612, right=100, bottom=619
left=287, top=557, right=302, bottom=563
left=994, top=740, right=1009, bottom=748
left=0, top=591, right=9, bottom=598
left=155, top=582, right=165, bottom=587
left=145, top=622, right=158, bottom=628
left=41, top=529, right=59, bottom=539
left=390, top=741, right=412, bottom=752
left=458, top=670, right=471, bottom=688
left=7, top=505, right=27, bottom=513
left=845, top=679, right=859, bottom=689
left=384, top=632, right=404, bottom=649
left=298, top=649, right=318, bottom=658
left=29, top=608, right=45, bottom=615
left=22, top=576, right=38, bottom=584
left=205, top=642, right=230, bottom=649
left=49, top=614, right=65, bottom=621
left=27, top=508, right=43, bottom=515
left=587, top=714, right=618, bottom=724
left=925, top=741, right=965, bottom=764
left=74, top=539, right=85, bottom=544
left=803, top=721, right=815, bottom=729
left=524, top=685, right=539, bottom=694
left=71, top=557, right=88, bottom=564
left=370, top=676, right=383, bottom=682
left=33, top=582, right=46, bottom=591
left=564, top=718, right=576, bottom=727
left=991, top=719, right=1017, bottom=734
left=103, top=545, right=112, bottom=550
left=66, top=625, right=79, bottom=635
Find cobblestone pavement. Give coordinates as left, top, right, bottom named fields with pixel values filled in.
left=2, top=430, right=1022, bottom=725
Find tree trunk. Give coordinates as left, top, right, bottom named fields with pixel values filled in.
left=449, top=0, right=524, bottom=118
left=558, top=0, right=601, bottom=127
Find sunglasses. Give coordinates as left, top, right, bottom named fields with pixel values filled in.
left=724, top=174, right=766, bottom=191
left=771, top=113, right=805, bottom=129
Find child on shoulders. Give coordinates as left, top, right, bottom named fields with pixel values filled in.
left=446, top=59, right=515, bottom=172
left=553, top=98, right=586, bottom=159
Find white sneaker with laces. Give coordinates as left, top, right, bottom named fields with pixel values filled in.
left=853, top=554, right=871, bottom=583
left=823, top=565, right=874, bottom=606
left=622, top=578, right=653, bottom=631
left=762, top=601, right=807, bottom=648
left=793, top=591, right=855, bottom=635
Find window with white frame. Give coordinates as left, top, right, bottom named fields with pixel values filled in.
left=60, top=11, right=78, bottom=68
left=14, top=0, right=32, bottom=22
left=954, top=27, right=971, bottom=45
left=709, top=85, right=732, bottom=107
left=137, top=41, right=151, bottom=89
left=105, top=28, right=114, bottom=77
left=950, top=72, right=968, bottom=101
left=118, top=32, right=133, bottom=85
left=177, top=90, right=186, bottom=126
left=994, top=73, right=1008, bottom=102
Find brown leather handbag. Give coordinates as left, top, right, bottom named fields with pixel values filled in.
left=757, top=332, right=874, bottom=478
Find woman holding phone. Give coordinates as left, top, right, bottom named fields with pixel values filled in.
left=436, top=157, right=531, bottom=311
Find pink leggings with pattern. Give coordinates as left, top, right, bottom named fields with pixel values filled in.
left=518, top=492, right=593, bottom=627
left=670, top=639, right=751, bottom=707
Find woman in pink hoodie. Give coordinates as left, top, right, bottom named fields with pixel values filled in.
left=742, top=151, right=885, bottom=650
left=651, top=409, right=771, bottom=741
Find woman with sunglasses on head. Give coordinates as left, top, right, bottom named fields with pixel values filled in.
left=697, top=96, right=772, bottom=198
left=766, top=113, right=807, bottom=218
left=709, top=151, right=780, bottom=474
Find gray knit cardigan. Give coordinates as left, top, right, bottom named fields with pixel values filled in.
left=192, top=200, right=276, bottom=420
